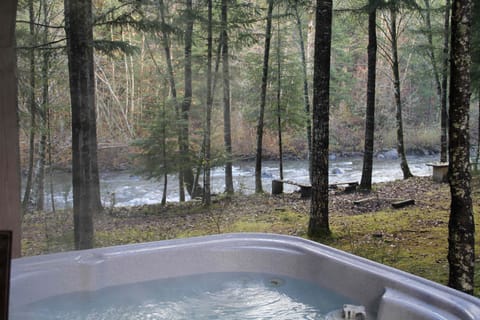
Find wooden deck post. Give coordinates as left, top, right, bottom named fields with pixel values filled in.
left=0, top=0, right=21, bottom=258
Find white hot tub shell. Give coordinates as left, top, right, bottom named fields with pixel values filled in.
left=9, top=233, right=480, bottom=319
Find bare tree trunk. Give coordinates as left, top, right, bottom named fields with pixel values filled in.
left=33, top=133, right=46, bottom=211
left=138, top=32, right=146, bottom=123
left=203, top=0, right=213, bottom=205
left=389, top=7, right=413, bottom=179
left=64, top=0, right=103, bottom=249
left=121, top=29, right=130, bottom=119
left=181, top=0, right=201, bottom=198
left=157, top=0, right=184, bottom=201
left=423, top=0, right=449, bottom=163
left=441, top=0, right=451, bottom=163
left=221, top=0, right=234, bottom=194
left=161, top=84, right=168, bottom=206
left=293, top=4, right=312, bottom=182
left=47, top=108, right=56, bottom=213
left=255, top=0, right=274, bottom=193
left=423, top=0, right=442, bottom=103
left=127, top=25, right=135, bottom=124
left=276, top=7, right=284, bottom=181
left=33, top=0, right=51, bottom=212
left=360, top=7, right=377, bottom=191
left=447, top=0, right=475, bottom=294
left=308, top=0, right=332, bottom=238
left=22, top=0, right=36, bottom=211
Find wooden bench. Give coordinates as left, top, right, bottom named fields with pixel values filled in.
left=272, top=180, right=359, bottom=198
left=329, top=181, right=359, bottom=193
left=272, top=179, right=312, bottom=198
left=426, top=162, right=448, bottom=183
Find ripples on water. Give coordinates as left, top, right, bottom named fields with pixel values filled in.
left=14, top=273, right=357, bottom=320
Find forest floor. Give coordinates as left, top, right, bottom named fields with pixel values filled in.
left=21, top=176, right=480, bottom=295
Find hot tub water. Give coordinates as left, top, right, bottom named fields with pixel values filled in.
left=12, top=272, right=355, bottom=320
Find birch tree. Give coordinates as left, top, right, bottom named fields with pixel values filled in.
left=447, top=0, right=475, bottom=294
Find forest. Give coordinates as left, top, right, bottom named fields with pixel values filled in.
left=16, top=0, right=480, bottom=191
left=13, top=0, right=479, bottom=294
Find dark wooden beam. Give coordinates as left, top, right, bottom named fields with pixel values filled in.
left=0, top=231, right=12, bottom=319
left=0, top=0, right=21, bottom=258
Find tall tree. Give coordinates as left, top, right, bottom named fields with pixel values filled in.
left=308, top=0, right=333, bottom=238
left=385, top=5, right=413, bottom=179
left=180, top=0, right=200, bottom=198
left=440, top=0, right=450, bottom=163
left=203, top=0, right=213, bottom=205
left=473, top=0, right=480, bottom=166
left=293, top=3, right=312, bottom=182
left=157, top=0, right=184, bottom=201
left=276, top=6, right=284, bottom=181
left=22, top=0, right=37, bottom=211
left=255, top=0, right=274, bottom=193
left=33, top=0, right=52, bottom=211
left=360, top=1, right=377, bottom=191
left=447, top=0, right=475, bottom=294
left=64, top=0, right=103, bottom=249
left=420, top=0, right=449, bottom=163
left=221, top=0, right=234, bottom=194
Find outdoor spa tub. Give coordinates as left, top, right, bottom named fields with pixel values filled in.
left=9, top=233, right=480, bottom=319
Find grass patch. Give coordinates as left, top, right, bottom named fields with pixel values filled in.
left=327, top=208, right=451, bottom=286
left=227, top=210, right=308, bottom=235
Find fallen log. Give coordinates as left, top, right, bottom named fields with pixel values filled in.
left=353, top=197, right=376, bottom=205
left=391, top=199, right=415, bottom=209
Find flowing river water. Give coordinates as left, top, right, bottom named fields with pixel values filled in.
left=40, top=155, right=438, bottom=211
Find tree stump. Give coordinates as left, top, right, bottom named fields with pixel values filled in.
left=272, top=179, right=283, bottom=195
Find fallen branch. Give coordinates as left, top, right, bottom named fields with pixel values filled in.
left=391, top=199, right=415, bottom=209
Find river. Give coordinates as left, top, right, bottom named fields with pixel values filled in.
left=40, top=155, right=438, bottom=211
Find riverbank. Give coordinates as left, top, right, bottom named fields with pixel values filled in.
left=21, top=176, right=480, bottom=295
